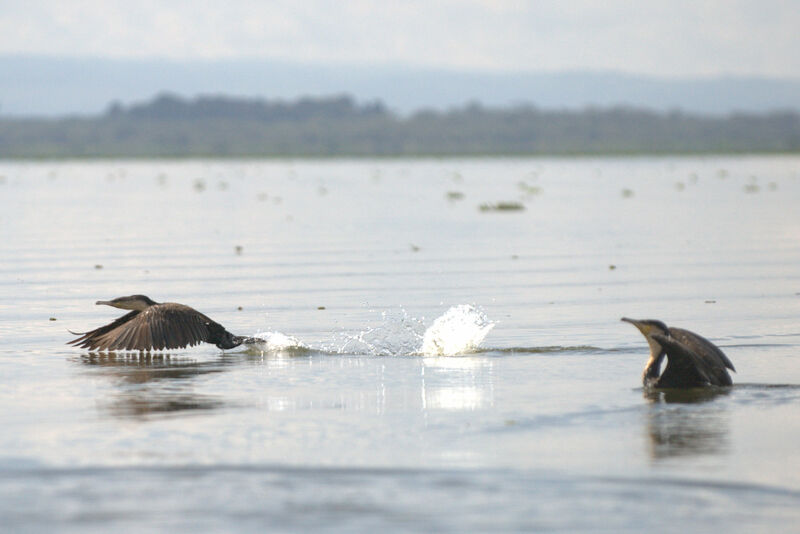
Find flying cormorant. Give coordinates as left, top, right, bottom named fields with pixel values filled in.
left=68, top=295, right=253, bottom=352
left=621, top=317, right=735, bottom=388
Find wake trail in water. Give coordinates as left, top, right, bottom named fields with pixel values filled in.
left=248, top=304, right=495, bottom=357
left=246, top=305, right=629, bottom=357
left=477, top=345, right=615, bottom=355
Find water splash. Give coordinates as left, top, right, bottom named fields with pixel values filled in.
left=420, top=304, right=495, bottom=356
left=248, top=305, right=494, bottom=357
left=249, top=331, right=309, bottom=354
left=328, top=309, right=426, bottom=356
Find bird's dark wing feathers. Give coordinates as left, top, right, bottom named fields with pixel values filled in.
left=67, top=304, right=218, bottom=351
left=67, top=310, right=141, bottom=350
left=653, top=330, right=734, bottom=387
left=669, top=327, right=736, bottom=372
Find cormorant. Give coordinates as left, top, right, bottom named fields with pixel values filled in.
left=621, top=317, right=735, bottom=388
left=68, top=295, right=254, bottom=352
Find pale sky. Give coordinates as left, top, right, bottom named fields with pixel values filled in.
left=2, top=0, right=800, bottom=78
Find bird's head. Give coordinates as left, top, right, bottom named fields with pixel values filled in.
left=621, top=317, right=668, bottom=338
left=96, top=295, right=157, bottom=311
left=621, top=317, right=670, bottom=381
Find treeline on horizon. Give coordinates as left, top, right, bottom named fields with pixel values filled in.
left=1, top=93, right=799, bottom=157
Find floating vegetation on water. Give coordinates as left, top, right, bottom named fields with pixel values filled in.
left=235, top=245, right=243, bottom=255
left=479, top=201, right=525, bottom=212
left=317, top=306, right=326, bottom=310
left=193, top=179, right=206, bottom=192
left=49, top=317, right=57, bottom=321
left=410, top=244, right=421, bottom=252
left=621, top=188, right=634, bottom=198
left=743, top=184, right=760, bottom=194
left=674, top=182, right=686, bottom=191
left=94, top=264, right=103, bottom=269
left=517, top=181, right=542, bottom=195
left=608, top=264, right=617, bottom=270
left=446, top=191, right=465, bottom=201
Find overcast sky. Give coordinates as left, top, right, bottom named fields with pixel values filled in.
left=2, top=0, right=800, bottom=78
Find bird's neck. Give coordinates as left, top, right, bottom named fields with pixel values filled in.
left=116, top=301, right=152, bottom=311
left=642, top=346, right=665, bottom=385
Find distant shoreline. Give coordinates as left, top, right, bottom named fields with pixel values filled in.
left=3, top=151, right=800, bottom=162
left=2, top=93, right=799, bottom=158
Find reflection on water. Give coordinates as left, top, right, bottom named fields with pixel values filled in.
left=645, top=387, right=731, bottom=405
left=76, top=353, right=228, bottom=383
left=4, top=157, right=800, bottom=531
left=103, top=392, right=226, bottom=418
left=644, top=388, right=730, bottom=460
left=75, top=353, right=232, bottom=418
left=421, top=356, right=494, bottom=411
left=74, top=351, right=498, bottom=419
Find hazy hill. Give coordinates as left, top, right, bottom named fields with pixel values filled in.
left=1, top=93, right=798, bottom=157
left=3, top=55, right=800, bottom=117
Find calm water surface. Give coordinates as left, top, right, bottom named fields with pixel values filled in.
left=1, top=157, right=799, bottom=532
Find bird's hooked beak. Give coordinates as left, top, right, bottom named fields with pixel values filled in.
left=96, top=299, right=136, bottom=310
left=621, top=317, right=652, bottom=335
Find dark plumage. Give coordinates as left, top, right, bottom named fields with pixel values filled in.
left=68, top=295, right=249, bottom=352
left=621, top=317, right=735, bottom=388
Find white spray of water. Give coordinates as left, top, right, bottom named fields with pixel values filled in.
left=248, top=305, right=494, bottom=357
left=330, top=309, right=426, bottom=356
left=250, top=331, right=308, bottom=352
left=420, top=304, right=495, bottom=356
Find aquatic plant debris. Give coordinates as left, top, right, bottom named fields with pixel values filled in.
left=517, top=182, right=542, bottom=195
left=479, top=201, right=525, bottom=212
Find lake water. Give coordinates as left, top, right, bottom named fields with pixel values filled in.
left=1, top=156, right=799, bottom=532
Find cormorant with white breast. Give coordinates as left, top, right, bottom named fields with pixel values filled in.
left=68, top=295, right=255, bottom=352
left=621, top=317, right=736, bottom=388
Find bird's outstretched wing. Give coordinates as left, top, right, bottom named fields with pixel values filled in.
left=67, top=304, right=215, bottom=351
left=652, top=332, right=733, bottom=387
left=67, top=310, right=141, bottom=350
